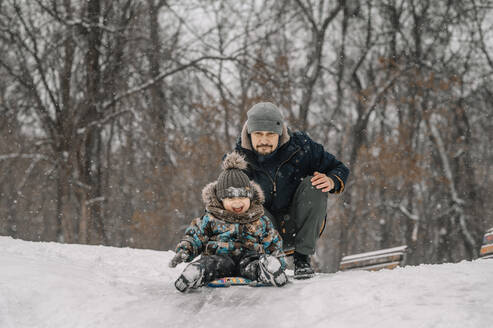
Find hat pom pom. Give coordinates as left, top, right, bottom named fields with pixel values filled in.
left=222, top=152, right=248, bottom=170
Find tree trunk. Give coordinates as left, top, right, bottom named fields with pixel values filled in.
left=56, top=162, right=74, bottom=243
left=83, top=0, right=105, bottom=244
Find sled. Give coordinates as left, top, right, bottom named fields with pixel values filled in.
left=207, top=277, right=270, bottom=287
left=480, top=228, right=493, bottom=259
left=283, top=246, right=295, bottom=256
left=339, top=245, right=408, bottom=272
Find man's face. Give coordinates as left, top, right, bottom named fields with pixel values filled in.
left=251, top=131, right=279, bottom=155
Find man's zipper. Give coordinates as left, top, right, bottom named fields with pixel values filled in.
left=264, top=147, right=301, bottom=195
left=248, top=156, right=277, bottom=194
left=273, top=147, right=301, bottom=191
left=246, top=147, right=300, bottom=195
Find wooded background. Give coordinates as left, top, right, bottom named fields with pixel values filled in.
left=1, top=0, right=492, bottom=272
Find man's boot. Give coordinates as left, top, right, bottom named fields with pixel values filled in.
left=293, top=252, right=315, bottom=279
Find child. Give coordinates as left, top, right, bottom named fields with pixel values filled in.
left=169, top=152, right=288, bottom=292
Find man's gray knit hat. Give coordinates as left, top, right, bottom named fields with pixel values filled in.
left=216, top=152, right=253, bottom=200
left=247, top=102, right=283, bottom=135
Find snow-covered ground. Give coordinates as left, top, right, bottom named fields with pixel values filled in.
left=1, top=236, right=492, bottom=328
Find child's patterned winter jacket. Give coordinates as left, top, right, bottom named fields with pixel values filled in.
left=175, top=181, right=286, bottom=268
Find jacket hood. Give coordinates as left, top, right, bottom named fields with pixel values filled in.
left=201, top=180, right=265, bottom=224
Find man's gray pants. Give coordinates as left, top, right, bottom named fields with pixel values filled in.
left=264, top=176, right=327, bottom=256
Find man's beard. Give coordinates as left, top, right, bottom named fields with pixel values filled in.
left=255, top=145, right=273, bottom=155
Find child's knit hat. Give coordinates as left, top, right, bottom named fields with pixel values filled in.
left=216, top=152, right=253, bottom=200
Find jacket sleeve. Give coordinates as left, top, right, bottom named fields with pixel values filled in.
left=175, top=215, right=211, bottom=262
left=260, top=217, right=287, bottom=270
left=306, top=134, right=350, bottom=194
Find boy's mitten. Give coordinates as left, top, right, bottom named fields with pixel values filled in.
left=169, top=250, right=190, bottom=268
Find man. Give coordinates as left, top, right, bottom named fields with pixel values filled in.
left=234, top=102, right=349, bottom=278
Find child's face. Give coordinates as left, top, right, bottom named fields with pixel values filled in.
left=222, top=197, right=251, bottom=214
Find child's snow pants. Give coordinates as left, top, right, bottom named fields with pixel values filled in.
left=193, top=251, right=261, bottom=283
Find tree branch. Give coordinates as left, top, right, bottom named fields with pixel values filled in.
left=102, top=55, right=236, bottom=111
left=0, top=153, right=54, bottom=163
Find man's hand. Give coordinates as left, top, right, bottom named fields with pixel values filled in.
left=169, top=250, right=190, bottom=268
left=311, top=172, right=335, bottom=193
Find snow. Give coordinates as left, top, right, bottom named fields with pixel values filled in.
left=1, top=236, right=492, bottom=328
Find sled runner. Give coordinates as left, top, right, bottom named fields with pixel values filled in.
left=480, top=228, right=493, bottom=259
left=207, top=277, right=270, bottom=287
left=339, top=245, right=408, bottom=272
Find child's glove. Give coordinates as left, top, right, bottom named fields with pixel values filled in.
left=169, top=250, right=190, bottom=268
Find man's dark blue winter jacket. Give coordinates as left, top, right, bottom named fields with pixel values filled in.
left=235, top=124, right=349, bottom=218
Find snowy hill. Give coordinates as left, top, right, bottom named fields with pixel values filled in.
left=1, top=237, right=492, bottom=328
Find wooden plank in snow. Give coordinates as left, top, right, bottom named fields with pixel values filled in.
left=480, top=228, right=493, bottom=259
left=482, top=228, right=493, bottom=245
left=339, top=245, right=407, bottom=272
left=480, top=244, right=493, bottom=257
